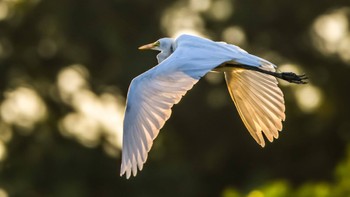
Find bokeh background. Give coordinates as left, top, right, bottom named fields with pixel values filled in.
left=0, top=0, right=350, bottom=196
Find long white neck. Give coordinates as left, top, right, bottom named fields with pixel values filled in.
left=156, top=50, right=173, bottom=63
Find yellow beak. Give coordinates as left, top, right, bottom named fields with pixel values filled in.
left=138, top=41, right=159, bottom=50
left=138, top=43, right=156, bottom=50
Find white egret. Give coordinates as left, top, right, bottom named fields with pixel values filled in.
left=120, top=34, right=307, bottom=179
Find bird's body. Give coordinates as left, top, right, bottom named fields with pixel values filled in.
left=121, top=34, right=307, bottom=179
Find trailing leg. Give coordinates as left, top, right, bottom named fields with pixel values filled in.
left=219, top=62, right=308, bottom=84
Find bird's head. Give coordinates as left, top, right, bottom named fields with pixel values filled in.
left=138, top=38, right=174, bottom=52
left=138, top=38, right=175, bottom=63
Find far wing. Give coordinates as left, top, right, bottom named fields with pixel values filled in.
left=224, top=65, right=285, bottom=147
left=120, top=69, right=198, bottom=179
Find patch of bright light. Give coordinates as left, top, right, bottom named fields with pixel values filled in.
left=0, top=87, right=47, bottom=130
left=0, top=188, right=8, bottom=197
left=71, top=89, right=99, bottom=116
left=98, top=93, right=124, bottom=149
left=207, top=0, right=233, bottom=21
left=338, top=35, right=350, bottom=63
left=189, top=0, right=211, bottom=12
left=60, top=113, right=100, bottom=148
left=57, top=64, right=89, bottom=102
left=311, top=8, right=350, bottom=64
left=69, top=90, right=124, bottom=149
left=60, top=90, right=124, bottom=149
left=57, top=65, right=124, bottom=153
left=314, top=11, right=348, bottom=45
left=295, top=84, right=323, bottom=113
left=0, top=2, right=9, bottom=21
left=161, top=2, right=205, bottom=37
left=247, top=190, right=264, bottom=197
left=0, top=141, right=6, bottom=161
left=222, top=26, right=246, bottom=46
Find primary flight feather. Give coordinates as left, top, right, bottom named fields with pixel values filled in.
left=120, top=34, right=307, bottom=179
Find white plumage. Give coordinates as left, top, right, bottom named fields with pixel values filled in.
left=120, top=34, right=306, bottom=179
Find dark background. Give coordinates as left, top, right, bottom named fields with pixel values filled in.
left=0, top=0, right=350, bottom=196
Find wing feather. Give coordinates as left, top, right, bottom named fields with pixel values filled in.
left=235, top=73, right=285, bottom=123
left=224, top=65, right=285, bottom=147
left=121, top=70, right=198, bottom=178
left=235, top=82, right=275, bottom=141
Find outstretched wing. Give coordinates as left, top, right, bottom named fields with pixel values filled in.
left=121, top=68, right=199, bottom=179
left=120, top=35, right=236, bottom=179
left=224, top=64, right=285, bottom=147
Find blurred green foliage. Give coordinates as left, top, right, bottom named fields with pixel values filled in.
left=0, top=0, right=350, bottom=196
left=223, top=145, right=350, bottom=197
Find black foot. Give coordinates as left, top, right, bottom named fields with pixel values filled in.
left=281, top=72, right=308, bottom=84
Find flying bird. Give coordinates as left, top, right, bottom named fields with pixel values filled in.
left=120, top=34, right=307, bottom=179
